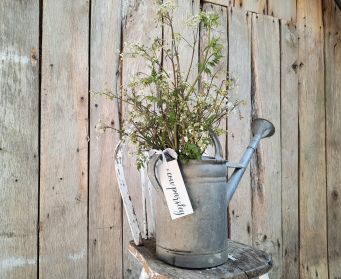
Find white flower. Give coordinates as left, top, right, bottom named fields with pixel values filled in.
left=186, top=15, right=200, bottom=28
left=227, top=101, right=233, bottom=109
left=157, top=1, right=176, bottom=16
left=95, top=121, right=107, bottom=134
left=173, top=33, right=181, bottom=42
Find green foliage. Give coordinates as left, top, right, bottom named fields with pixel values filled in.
left=94, top=1, right=242, bottom=168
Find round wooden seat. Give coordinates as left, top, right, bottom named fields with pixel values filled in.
left=128, top=239, right=272, bottom=279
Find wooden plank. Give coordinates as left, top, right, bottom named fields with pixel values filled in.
left=114, top=144, right=142, bottom=246
left=201, top=3, right=228, bottom=158
left=0, top=1, right=39, bottom=278
left=324, top=0, right=341, bottom=277
left=280, top=20, right=299, bottom=279
left=297, top=0, right=328, bottom=278
left=268, top=0, right=296, bottom=22
left=227, top=7, right=252, bottom=245
left=203, top=0, right=234, bottom=8
left=128, top=239, right=272, bottom=279
left=39, top=1, right=89, bottom=278
left=250, top=13, right=282, bottom=278
left=121, top=0, right=160, bottom=277
left=234, top=0, right=267, bottom=15
left=204, top=0, right=296, bottom=22
left=88, top=0, right=123, bottom=277
left=164, top=0, right=200, bottom=84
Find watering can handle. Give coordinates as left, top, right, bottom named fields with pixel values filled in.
left=209, top=131, right=224, bottom=160
left=210, top=131, right=244, bottom=168
left=147, top=153, right=165, bottom=199
left=147, top=131, right=223, bottom=196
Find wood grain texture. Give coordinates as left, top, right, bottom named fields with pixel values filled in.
left=121, top=0, right=160, bottom=277
left=297, top=0, right=328, bottom=278
left=128, top=239, right=272, bottom=279
left=201, top=3, right=228, bottom=158
left=39, top=1, right=89, bottom=278
left=324, top=0, right=341, bottom=277
left=203, top=0, right=234, bottom=8
left=227, top=7, right=252, bottom=246
left=0, top=1, right=39, bottom=278
left=89, top=0, right=123, bottom=278
left=163, top=0, right=200, bottom=84
left=203, top=0, right=296, bottom=22
left=280, top=20, right=299, bottom=279
left=268, top=0, right=296, bottom=22
left=234, top=0, right=267, bottom=15
left=250, top=13, right=282, bottom=278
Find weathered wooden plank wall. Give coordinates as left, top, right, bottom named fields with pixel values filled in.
left=235, top=0, right=266, bottom=15
left=200, top=3, right=228, bottom=157
left=280, top=21, right=299, bottom=279
left=324, top=1, right=341, bottom=278
left=89, top=0, right=123, bottom=278
left=227, top=7, right=253, bottom=246
left=0, top=1, right=39, bottom=278
left=297, top=0, right=328, bottom=278
left=1, top=0, right=341, bottom=278
left=205, top=0, right=296, bottom=21
left=40, top=1, right=89, bottom=278
left=251, top=13, right=282, bottom=278
left=121, top=0, right=160, bottom=277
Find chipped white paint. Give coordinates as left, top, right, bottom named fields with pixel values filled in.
left=67, top=249, right=86, bottom=261
left=114, top=142, right=142, bottom=245
left=228, top=254, right=237, bottom=261
left=139, top=268, right=150, bottom=279
left=258, top=273, right=270, bottom=279
left=0, top=51, right=30, bottom=64
left=140, top=152, right=156, bottom=238
left=0, top=257, right=36, bottom=271
left=140, top=161, right=148, bottom=239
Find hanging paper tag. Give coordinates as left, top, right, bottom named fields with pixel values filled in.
left=155, top=156, right=193, bottom=220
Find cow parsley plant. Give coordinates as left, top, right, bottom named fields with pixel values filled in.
left=95, top=1, right=242, bottom=169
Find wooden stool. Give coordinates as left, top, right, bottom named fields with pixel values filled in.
left=128, top=239, right=272, bottom=279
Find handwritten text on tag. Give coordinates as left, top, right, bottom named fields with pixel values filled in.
left=156, top=159, right=193, bottom=220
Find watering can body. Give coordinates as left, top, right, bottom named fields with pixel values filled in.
left=147, top=118, right=275, bottom=268
left=153, top=159, right=229, bottom=268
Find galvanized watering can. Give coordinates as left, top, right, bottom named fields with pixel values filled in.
left=147, top=118, right=275, bottom=268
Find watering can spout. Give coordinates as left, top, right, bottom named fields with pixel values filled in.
left=226, top=118, right=275, bottom=204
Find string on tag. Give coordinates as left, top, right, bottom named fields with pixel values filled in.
left=149, top=148, right=178, bottom=166
left=148, top=148, right=194, bottom=220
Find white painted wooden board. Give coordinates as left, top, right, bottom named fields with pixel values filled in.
left=297, top=0, right=328, bottom=278
left=0, top=1, right=39, bottom=278
left=201, top=3, right=228, bottom=159
left=89, top=0, right=123, bottom=277
left=40, top=1, right=89, bottom=278
left=250, top=13, right=282, bottom=279
left=324, top=0, right=341, bottom=277
left=227, top=7, right=252, bottom=245
left=280, top=21, right=299, bottom=279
